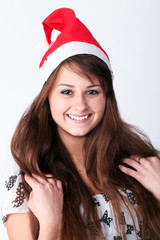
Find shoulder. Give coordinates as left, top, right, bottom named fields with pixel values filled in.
left=119, top=188, right=137, bottom=205
left=1, top=168, right=29, bottom=225
left=6, top=212, right=36, bottom=240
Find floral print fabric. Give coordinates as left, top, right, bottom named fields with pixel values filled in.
left=1, top=169, right=141, bottom=239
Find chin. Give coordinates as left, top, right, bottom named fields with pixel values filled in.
left=57, top=126, right=93, bottom=138
left=67, top=129, right=91, bottom=137
left=70, top=132, right=88, bottom=137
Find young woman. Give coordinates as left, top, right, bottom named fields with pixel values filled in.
left=2, top=8, right=160, bottom=240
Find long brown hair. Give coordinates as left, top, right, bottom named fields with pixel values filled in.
left=11, top=54, right=160, bottom=239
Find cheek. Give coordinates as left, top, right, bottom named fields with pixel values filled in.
left=92, top=97, right=106, bottom=115
left=49, top=96, right=70, bottom=118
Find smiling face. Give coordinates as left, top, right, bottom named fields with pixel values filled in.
left=48, top=64, right=106, bottom=140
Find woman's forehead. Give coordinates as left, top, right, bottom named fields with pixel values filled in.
left=55, top=63, right=101, bottom=85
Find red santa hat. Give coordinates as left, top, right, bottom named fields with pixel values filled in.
left=39, top=8, right=113, bottom=81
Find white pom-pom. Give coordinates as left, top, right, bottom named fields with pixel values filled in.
left=37, top=40, right=53, bottom=54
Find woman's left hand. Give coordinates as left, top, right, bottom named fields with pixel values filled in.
left=118, top=155, right=160, bottom=201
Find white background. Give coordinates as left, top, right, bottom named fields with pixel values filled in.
left=0, top=0, right=160, bottom=239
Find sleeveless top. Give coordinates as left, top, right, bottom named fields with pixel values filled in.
left=1, top=168, right=142, bottom=240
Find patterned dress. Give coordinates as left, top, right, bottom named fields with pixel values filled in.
left=1, top=169, right=142, bottom=239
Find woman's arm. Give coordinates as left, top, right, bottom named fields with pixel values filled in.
left=24, top=174, right=63, bottom=240
left=6, top=211, right=61, bottom=240
left=119, top=155, right=160, bottom=202
left=6, top=174, right=63, bottom=240
left=6, top=213, right=35, bottom=240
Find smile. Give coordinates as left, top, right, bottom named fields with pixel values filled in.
left=67, top=114, right=91, bottom=121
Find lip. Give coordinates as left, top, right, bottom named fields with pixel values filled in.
left=66, top=114, right=92, bottom=123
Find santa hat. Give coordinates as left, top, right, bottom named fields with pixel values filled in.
left=39, top=8, right=113, bottom=81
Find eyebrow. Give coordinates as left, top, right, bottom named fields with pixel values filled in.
left=57, top=84, right=101, bottom=88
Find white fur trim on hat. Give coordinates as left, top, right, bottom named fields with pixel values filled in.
left=40, top=41, right=113, bottom=82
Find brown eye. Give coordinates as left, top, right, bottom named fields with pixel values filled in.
left=87, top=90, right=99, bottom=95
left=60, top=90, right=72, bottom=95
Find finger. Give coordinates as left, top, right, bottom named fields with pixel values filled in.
left=45, top=174, right=55, bottom=183
left=45, top=174, right=53, bottom=177
left=45, top=174, right=62, bottom=189
left=147, top=156, right=160, bottom=164
left=46, top=175, right=63, bottom=190
left=129, top=155, right=143, bottom=164
left=135, top=157, right=154, bottom=171
left=32, top=173, right=48, bottom=185
left=130, top=156, right=158, bottom=167
left=118, top=164, right=142, bottom=182
left=121, top=158, right=142, bottom=171
left=46, top=176, right=57, bottom=186
left=55, top=180, right=63, bottom=191
left=45, top=174, right=56, bottom=185
left=24, top=174, right=39, bottom=189
left=129, top=154, right=141, bottom=160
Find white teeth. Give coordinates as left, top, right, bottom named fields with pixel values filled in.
left=68, top=114, right=89, bottom=120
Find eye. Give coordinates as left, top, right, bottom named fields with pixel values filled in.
left=60, top=90, right=72, bottom=95
left=87, top=90, right=99, bottom=95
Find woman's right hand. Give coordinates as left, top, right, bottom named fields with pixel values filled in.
left=24, top=173, right=63, bottom=239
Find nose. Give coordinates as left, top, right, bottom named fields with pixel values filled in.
left=72, top=94, right=88, bottom=112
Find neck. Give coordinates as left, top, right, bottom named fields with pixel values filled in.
left=57, top=128, right=100, bottom=195
left=58, top=128, right=86, bottom=170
